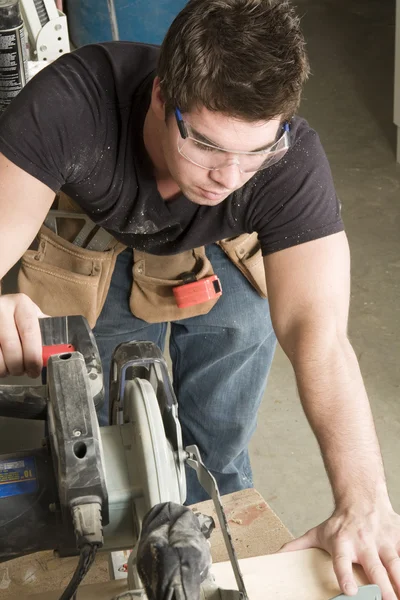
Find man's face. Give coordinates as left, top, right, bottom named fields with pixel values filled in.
left=161, top=106, right=282, bottom=207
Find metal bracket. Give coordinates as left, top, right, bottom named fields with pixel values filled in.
left=185, top=445, right=249, bottom=600
left=20, top=0, right=70, bottom=62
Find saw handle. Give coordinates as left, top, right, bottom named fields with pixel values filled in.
left=42, top=344, right=75, bottom=367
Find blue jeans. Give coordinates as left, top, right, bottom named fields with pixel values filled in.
left=93, top=244, right=276, bottom=504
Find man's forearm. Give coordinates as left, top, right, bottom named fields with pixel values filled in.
left=290, top=332, right=390, bottom=509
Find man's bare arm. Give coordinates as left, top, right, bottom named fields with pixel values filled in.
left=0, top=153, right=55, bottom=376
left=264, top=231, right=386, bottom=505
left=0, top=152, right=55, bottom=279
left=264, top=232, right=400, bottom=600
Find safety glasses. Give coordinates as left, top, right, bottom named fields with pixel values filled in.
left=174, top=108, right=290, bottom=173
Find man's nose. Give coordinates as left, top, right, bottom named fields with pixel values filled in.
left=209, top=162, right=242, bottom=190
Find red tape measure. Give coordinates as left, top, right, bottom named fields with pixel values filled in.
left=173, top=275, right=222, bottom=309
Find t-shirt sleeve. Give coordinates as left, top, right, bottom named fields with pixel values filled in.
left=0, top=49, right=106, bottom=192
left=249, top=124, right=343, bottom=255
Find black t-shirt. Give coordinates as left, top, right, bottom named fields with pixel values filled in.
left=0, top=42, right=343, bottom=256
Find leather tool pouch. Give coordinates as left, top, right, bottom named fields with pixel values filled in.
left=18, top=193, right=125, bottom=329
left=130, top=247, right=219, bottom=323
left=218, top=232, right=268, bottom=299
left=17, top=192, right=267, bottom=327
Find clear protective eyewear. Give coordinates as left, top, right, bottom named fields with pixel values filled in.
left=174, top=108, right=290, bottom=173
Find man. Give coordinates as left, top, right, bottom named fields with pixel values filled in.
left=0, top=0, right=399, bottom=597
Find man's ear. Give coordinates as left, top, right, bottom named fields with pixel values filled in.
left=151, top=76, right=166, bottom=121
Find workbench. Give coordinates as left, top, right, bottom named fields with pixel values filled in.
left=0, top=488, right=367, bottom=599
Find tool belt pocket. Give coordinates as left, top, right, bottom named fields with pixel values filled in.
left=18, top=225, right=124, bottom=329
left=218, top=233, right=268, bottom=299
left=130, top=247, right=220, bottom=323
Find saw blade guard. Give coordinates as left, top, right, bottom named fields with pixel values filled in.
left=99, top=342, right=187, bottom=552
left=122, top=377, right=185, bottom=513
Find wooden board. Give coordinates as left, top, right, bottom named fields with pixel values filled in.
left=0, top=551, right=110, bottom=599
left=191, top=488, right=294, bottom=563
left=212, top=548, right=368, bottom=600
left=26, top=548, right=368, bottom=600
left=0, top=489, right=292, bottom=598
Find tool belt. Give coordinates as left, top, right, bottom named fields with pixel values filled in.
left=17, top=193, right=267, bottom=328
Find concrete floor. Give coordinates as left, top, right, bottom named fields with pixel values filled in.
left=0, top=0, right=399, bottom=542
left=250, top=0, right=400, bottom=536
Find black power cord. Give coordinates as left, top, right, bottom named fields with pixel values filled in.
left=58, top=503, right=103, bottom=600
left=59, top=543, right=99, bottom=600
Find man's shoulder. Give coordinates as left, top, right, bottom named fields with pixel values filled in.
left=239, top=116, right=328, bottom=196
left=288, top=115, right=321, bottom=152
left=70, top=41, right=160, bottom=74
left=49, top=42, right=159, bottom=105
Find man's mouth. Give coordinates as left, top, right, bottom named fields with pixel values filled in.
left=198, top=187, right=229, bottom=201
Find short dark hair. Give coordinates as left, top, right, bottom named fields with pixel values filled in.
left=158, top=0, right=310, bottom=122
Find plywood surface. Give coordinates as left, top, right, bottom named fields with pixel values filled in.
left=27, top=548, right=368, bottom=600
left=0, top=551, right=110, bottom=598
left=212, top=548, right=368, bottom=600
left=191, top=487, right=294, bottom=563
left=0, top=489, right=292, bottom=598
left=30, top=579, right=128, bottom=599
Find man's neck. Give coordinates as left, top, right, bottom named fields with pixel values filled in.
left=143, top=108, right=181, bottom=200
left=143, top=108, right=170, bottom=179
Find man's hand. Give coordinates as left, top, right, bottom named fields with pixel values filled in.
left=280, top=502, right=400, bottom=600
left=0, top=294, right=47, bottom=378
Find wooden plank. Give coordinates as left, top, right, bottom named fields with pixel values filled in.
left=25, top=548, right=369, bottom=600
left=191, top=488, right=293, bottom=563
left=0, top=489, right=293, bottom=598
left=0, top=552, right=110, bottom=599
left=26, top=579, right=128, bottom=600
left=211, top=548, right=368, bottom=600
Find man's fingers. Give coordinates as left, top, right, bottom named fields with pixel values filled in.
left=0, top=306, right=24, bottom=376
left=380, top=547, right=400, bottom=597
left=279, top=529, right=317, bottom=553
left=15, top=298, right=43, bottom=377
left=0, top=351, right=8, bottom=378
left=332, top=543, right=358, bottom=596
left=0, top=296, right=45, bottom=379
left=0, top=304, right=10, bottom=376
left=360, top=549, right=398, bottom=600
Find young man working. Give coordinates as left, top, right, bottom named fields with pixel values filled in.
left=0, top=1, right=399, bottom=597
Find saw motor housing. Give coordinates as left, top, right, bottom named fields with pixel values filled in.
left=0, top=316, right=248, bottom=600
left=0, top=317, right=187, bottom=561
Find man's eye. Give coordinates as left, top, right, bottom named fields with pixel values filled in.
left=193, top=141, right=219, bottom=153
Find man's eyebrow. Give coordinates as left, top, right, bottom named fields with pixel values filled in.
left=190, top=126, right=278, bottom=152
